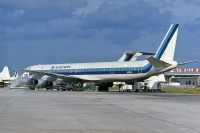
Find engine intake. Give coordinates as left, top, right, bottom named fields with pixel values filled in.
left=45, top=81, right=53, bottom=87
left=30, top=79, right=38, bottom=86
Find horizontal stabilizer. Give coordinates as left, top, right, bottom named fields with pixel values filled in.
left=147, top=56, right=171, bottom=69
left=139, top=52, right=154, bottom=55
left=178, top=60, right=198, bottom=66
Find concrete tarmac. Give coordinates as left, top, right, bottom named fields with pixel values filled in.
left=0, top=89, right=200, bottom=133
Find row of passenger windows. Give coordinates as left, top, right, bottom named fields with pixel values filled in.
left=45, top=67, right=142, bottom=73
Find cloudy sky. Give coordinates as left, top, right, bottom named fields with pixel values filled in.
left=0, top=0, right=200, bottom=71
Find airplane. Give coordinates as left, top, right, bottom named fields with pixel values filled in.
left=19, top=52, right=156, bottom=91
left=0, top=66, right=18, bottom=87
left=21, top=24, right=183, bottom=91
left=118, top=51, right=154, bottom=62
left=0, top=66, right=10, bottom=87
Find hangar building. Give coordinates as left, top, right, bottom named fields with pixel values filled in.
left=165, top=68, right=200, bottom=87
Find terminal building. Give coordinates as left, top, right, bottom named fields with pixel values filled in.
left=165, top=68, right=200, bottom=87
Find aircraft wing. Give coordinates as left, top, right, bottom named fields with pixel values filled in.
left=23, top=69, right=100, bottom=82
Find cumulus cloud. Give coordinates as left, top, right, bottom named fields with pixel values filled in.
left=0, top=0, right=87, bottom=40
left=0, top=0, right=200, bottom=68
left=0, top=0, right=87, bottom=9
left=82, top=2, right=171, bottom=29
left=79, top=1, right=172, bottom=44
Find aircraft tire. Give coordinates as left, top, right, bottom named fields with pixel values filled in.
left=134, top=89, right=139, bottom=92
left=98, top=86, right=109, bottom=92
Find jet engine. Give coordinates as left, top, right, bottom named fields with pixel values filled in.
left=20, top=77, right=38, bottom=86
left=29, top=78, right=38, bottom=85
left=37, top=76, right=54, bottom=89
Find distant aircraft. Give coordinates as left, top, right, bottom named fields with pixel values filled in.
left=0, top=66, right=10, bottom=83
left=118, top=51, right=154, bottom=62
left=0, top=66, right=18, bottom=87
left=21, top=24, right=188, bottom=91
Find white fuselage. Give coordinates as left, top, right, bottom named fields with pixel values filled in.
left=26, top=60, right=176, bottom=82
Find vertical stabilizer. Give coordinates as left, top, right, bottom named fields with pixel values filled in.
left=0, top=66, right=10, bottom=78
left=154, top=24, right=179, bottom=61
left=13, top=72, right=19, bottom=78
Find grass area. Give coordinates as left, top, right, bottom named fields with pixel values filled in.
left=161, top=87, right=200, bottom=94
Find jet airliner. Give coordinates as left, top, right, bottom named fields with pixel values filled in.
left=23, top=24, right=181, bottom=91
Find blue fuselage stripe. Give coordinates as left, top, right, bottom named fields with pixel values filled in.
left=41, top=64, right=152, bottom=75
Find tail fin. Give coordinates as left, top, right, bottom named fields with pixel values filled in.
left=154, top=24, right=179, bottom=61
left=13, top=72, right=19, bottom=78
left=0, top=66, right=10, bottom=78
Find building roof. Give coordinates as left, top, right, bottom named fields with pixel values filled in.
left=165, top=68, right=200, bottom=76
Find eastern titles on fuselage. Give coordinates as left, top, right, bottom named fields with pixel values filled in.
left=51, top=65, right=71, bottom=69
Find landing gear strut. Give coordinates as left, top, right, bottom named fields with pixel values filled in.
left=97, top=82, right=113, bottom=92
left=98, top=86, right=109, bottom=92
